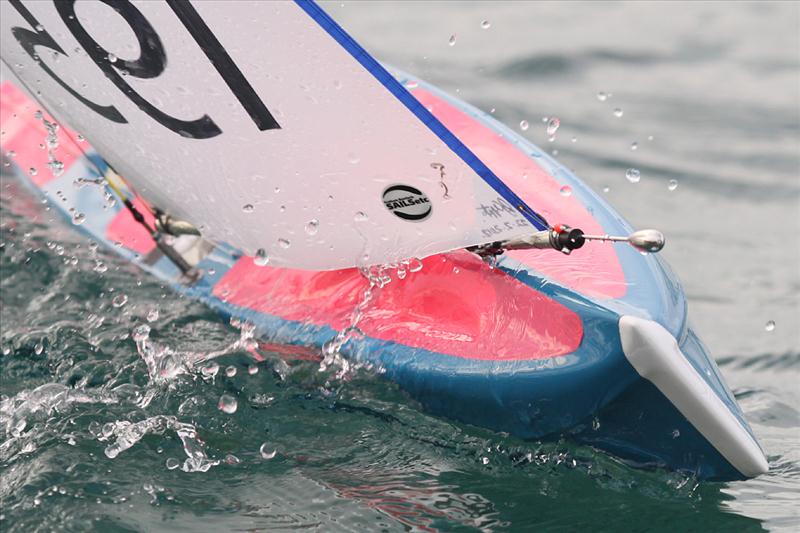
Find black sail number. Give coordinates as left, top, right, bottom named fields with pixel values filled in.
left=7, top=0, right=280, bottom=138
left=54, top=0, right=221, bottom=139
left=167, top=0, right=280, bottom=132
left=8, top=0, right=126, bottom=123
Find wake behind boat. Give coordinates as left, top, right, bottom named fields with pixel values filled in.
left=0, top=0, right=767, bottom=480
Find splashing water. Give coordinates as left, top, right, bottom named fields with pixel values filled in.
left=98, top=416, right=219, bottom=472
left=130, top=318, right=257, bottom=385
left=34, top=111, right=65, bottom=178
left=318, top=258, right=424, bottom=378
left=319, top=266, right=385, bottom=377
left=1, top=383, right=117, bottom=437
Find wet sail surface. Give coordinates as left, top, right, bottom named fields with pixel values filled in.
left=0, top=0, right=545, bottom=269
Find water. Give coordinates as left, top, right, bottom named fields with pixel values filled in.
left=2, top=1, right=799, bottom=531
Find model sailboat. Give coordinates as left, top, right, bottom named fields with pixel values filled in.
left=0, top=0, right=767, bottom=480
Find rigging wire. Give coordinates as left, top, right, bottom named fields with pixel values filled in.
left=1, top=59, right=199, bottom=278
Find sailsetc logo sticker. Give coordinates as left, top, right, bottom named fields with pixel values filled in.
left=382, top=185, right=432, bottom=221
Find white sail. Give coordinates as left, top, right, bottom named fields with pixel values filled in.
left=0, top=0, right=545, bottom=269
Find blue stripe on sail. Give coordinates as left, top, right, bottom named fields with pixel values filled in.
left=293, top=0, right=548, bottom=231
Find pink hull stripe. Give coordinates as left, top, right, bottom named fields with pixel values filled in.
left=0, top=84, right=81, bottom=187
left=215, top=250, right=582, bottom=361
left=412, top=88, right=627, bottom=299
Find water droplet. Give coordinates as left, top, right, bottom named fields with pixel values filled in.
left=347, top=153, right=360, bottom=164
left=71, top=212, right=86, bottom=225
left=277, top=238, right=291, bottom=249
left=259, top=443, right=277, bottom=459
left=354, top=211, right=368, bottom=222
left=218, top=394, right=238, bottom=414
left=765, top=320, right=775, bottom=332
left=480, top=20, right=491, bottom=29
left=224, top=454, right=240, bottom=465
left=613, top=108, right=624, bottom=118
left=274, top=186, right=281, bottom=194
left=112, top=294, right=128, bottom=308
left=519, top=120, right=529, bottom=131
left=225, top=365, right=237, bottom=377
left=603, top=186, right=611, bottom=193
left=34, top=343, right=44, bottom=355
left=571, top=136, right=578, bottom=143
left=630, top=141, right=638, bottom=151
left=132, top=324, right=150, bottom=342
left=596, top=91, right=608, bottom=102
left=248, top=365, right=259, bottom=375
left=404, top=80, right=418, bottom=89
left=559, top=185, right=572, bottom=197
left=76, top=134, right=85, bottom=142
left=5, top=150, right=15, bottom=158
left=242, top=204, right=254, bottom=213
left=408, top=258, right=423, bottom=273
left=146, top=308, right=159, bottom=322
left=592, top=417, right=601, bottom=431
left=94, top=261, right=108, bottom=273
left=448, top=34, right=457, bottom=46
left=305, top=219, right=319, bottom=235
left=671, top=429, right=681, bottom=439
left=546, top=117, right=560, bottom=137
left=107, top=53, right=117, bottom=63
left=625, top=168, right=641, bottom=183
left=165, top=458, right=180, bottom=470
left=481, top=457, right=490, bottom=465
left=29, top=167, right=38, bottom=176
left=200, top=362, right=219, bottom=379
left=668, top=179, right=678, bottom=191
left=254, top=249, right=269, bottom=266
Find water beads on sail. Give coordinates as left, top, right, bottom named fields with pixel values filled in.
left=625, top=168, right=641, bottom=183
left=546, top=117, right=560, bottom=141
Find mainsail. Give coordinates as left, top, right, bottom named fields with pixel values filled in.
left=0, top=0, right=547, bottom=269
